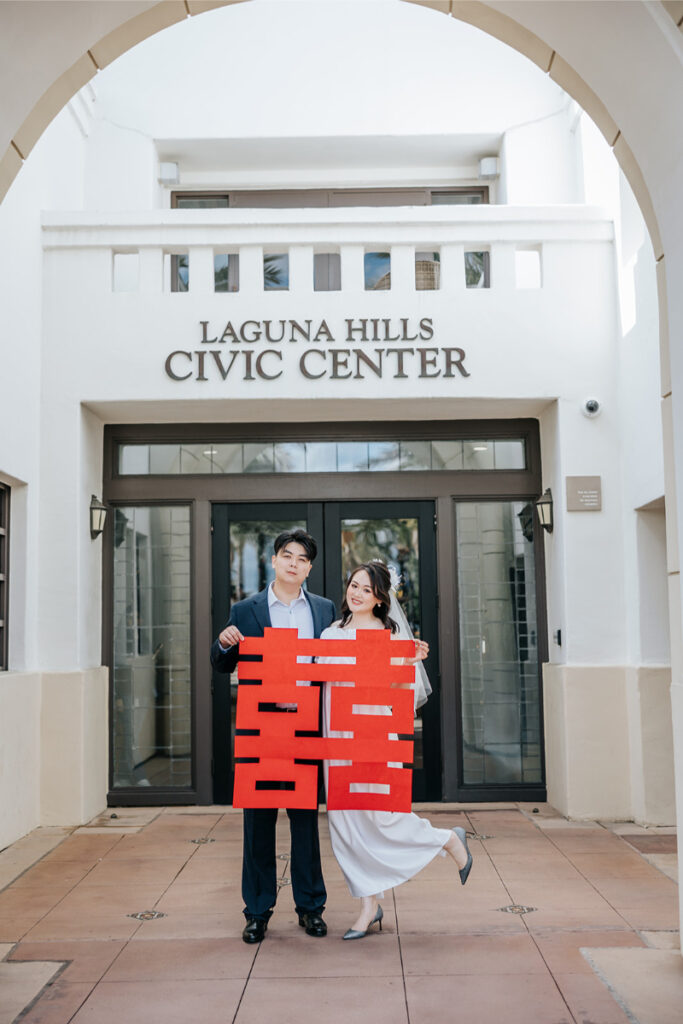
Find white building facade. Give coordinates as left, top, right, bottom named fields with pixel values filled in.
left=0, top=1, right=677, bottom=875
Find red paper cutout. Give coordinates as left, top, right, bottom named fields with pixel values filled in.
left=232, top=628, right=416, bottom=811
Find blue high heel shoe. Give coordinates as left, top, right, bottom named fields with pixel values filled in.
left=452, top=826, right=473, bottom=885
left=342, top=903, right=383, bottom=940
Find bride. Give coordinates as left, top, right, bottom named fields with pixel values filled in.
left=320, top=561, right=473, bottom=939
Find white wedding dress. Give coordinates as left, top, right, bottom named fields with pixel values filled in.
left=320, top=624, right=452, bottom=898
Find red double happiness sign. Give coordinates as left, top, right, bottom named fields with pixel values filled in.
left=232, top=628, right=416, bottom=812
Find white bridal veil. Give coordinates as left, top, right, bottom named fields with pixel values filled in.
left=381, top=562, right=433, bottom=711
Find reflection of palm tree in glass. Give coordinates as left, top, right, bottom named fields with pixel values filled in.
left=230, top=520, right=305, bottom=601
left=264, top=255, right=286, bottom=288
left=465, top=252, right=486, bottom=287
left=340, top=517, right=421, bottom=636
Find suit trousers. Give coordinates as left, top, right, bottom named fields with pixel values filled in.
left=242, top=807, right=327, bottom=921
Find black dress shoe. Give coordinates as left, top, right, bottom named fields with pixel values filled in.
left=298, top=911, right=327, bottom=937
left=242, top=918, right=267, bottom=944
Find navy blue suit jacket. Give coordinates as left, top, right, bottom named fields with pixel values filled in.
left=210, top=588, right=336, bottom=674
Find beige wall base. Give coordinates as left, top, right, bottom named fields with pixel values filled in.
left=626, top=666, right=676, bottom=825
left=543, top=664, right=677, bottom=823
left=670, top=680, right=683, bottom=938
left=0, top=668, right=108, bottom=849
left=0, top=673, right=41, bottom=848
left=40, top=668, right=109, bottom=826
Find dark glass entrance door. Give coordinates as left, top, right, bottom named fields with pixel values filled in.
left=211, top=500, right=439, bottom=804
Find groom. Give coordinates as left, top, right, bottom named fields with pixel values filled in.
left=210, top=529, right=336, bottom=944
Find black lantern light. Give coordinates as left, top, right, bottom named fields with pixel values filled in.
left=535, top=488, right=554, bottom=533
left=90, top=495, right=108, bottom=539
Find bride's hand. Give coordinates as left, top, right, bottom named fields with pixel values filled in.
left=405, top=639, right=429, bottom=665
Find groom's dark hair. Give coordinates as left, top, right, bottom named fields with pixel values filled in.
left=273, top=529, right=317, bottom=562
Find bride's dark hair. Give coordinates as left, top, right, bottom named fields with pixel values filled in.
left=339, top=562, right=399, bottom=633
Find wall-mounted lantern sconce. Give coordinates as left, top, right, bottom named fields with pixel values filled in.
left=535, top=488, right=554, bottom=533
left=90, top=495, right=108, bottom=539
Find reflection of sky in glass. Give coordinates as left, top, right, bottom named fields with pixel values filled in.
left=305, top=443, right=334, bottom=472
left=274, top=443, right=306, bottom=473
left=119, top=440, right=525, bottom=475
left=337, top=442, right=369, bottom=472
left=119, top=445, right=150, bottom=474
left=369, top=441, right=399, bottom=471
left=364, top=252, right=391, bottom=290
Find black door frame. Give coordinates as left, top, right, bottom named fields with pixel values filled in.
left=211, top=501, right=323, bottom=804
left=322, top=500, right=440, bottom=802
left=102, top=419, right=547, bottom=806
left=211, top=499, right=439, bottom=804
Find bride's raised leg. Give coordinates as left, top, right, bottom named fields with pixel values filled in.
left=444, top=830, right=469, bottom=870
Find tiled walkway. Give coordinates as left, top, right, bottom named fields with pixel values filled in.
left=0, top=805, right=679, bottom=1024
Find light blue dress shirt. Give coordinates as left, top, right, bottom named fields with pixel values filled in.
left=266, top=582, right=314, bottom=641
left=267, top=583, right=314, bottom=700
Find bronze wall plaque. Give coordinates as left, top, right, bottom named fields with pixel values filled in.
left=566, top=476, right=602, bottom=511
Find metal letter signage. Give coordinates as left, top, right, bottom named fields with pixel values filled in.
left=232, top=628, right=416, bottom=811
left=163, top=318, right=470, bottom=383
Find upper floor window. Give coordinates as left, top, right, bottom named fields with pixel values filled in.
left=171, top=187, right=489, bottom=210
left=0, top=483, right=9, bottom=670
left=314, top=253, right=341, bottom=291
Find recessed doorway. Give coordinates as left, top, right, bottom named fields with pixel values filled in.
left=103, top=419, right=547, bottom=807
left=211, top=500, right=439, bottom=804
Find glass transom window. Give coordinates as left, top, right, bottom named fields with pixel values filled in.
left=117, top=439, right=525, bottom=475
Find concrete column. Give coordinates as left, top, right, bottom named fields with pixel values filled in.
left=239, top=245, right=263, bottom=293
left=188, top=245, right=213, bottom=295
left=139, top=247, right=163, bottom=293
left=340, top=244, right=364, bottom=293
left=289, top=244, right=313, bottom=294
left=389, top=244, right=414, bottom=294
left=489, top=242, right=515, bottom=291
left=440, top=243, right=465, bottom=293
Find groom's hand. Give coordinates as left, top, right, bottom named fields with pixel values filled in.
left=219, top=625, right=245, bottom=649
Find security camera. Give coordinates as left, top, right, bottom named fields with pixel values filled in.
left=582, top=398, right=601, bottom=418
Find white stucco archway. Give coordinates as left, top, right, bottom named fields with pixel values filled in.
left=1, top=0, right=682, bottom=935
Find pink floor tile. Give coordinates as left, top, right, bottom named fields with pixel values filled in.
left=102, top=937, right=255, bottom=980
left=405, top=972, right=574, bottom=1024
left=235, top=976, right=408, bottom=1024
left=554, top=971, right=632, bottom=1024
left=69, top=979, right=245, bottom=1024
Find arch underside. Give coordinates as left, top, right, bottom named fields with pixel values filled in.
left=0, top=0, right=676, bottom=263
